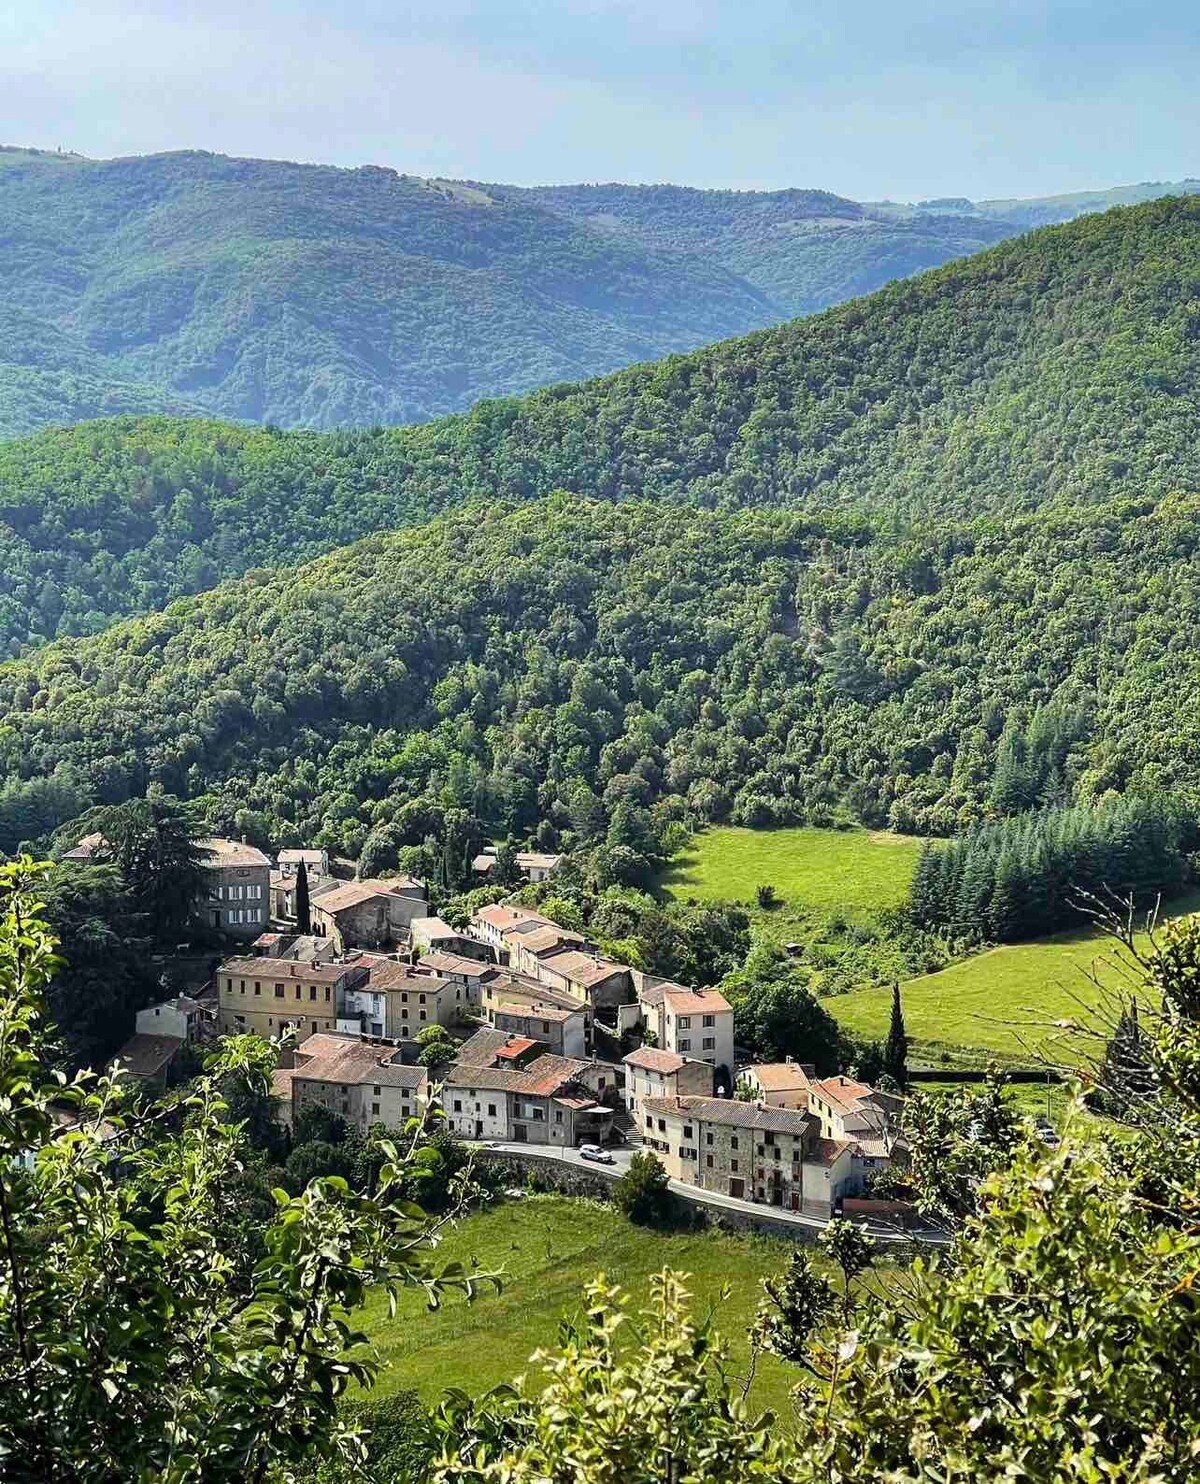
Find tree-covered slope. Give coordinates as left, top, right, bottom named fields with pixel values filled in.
left=1, top=491, right=1197, bottom=856
left=1, top=195, right=1199, bottom=655
left=2, top=145, right=1198, bottom=439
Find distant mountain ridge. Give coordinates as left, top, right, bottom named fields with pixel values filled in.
left=1, top=195, right=1199, bottom=656
left=0, top=143, right=1196, bottom=436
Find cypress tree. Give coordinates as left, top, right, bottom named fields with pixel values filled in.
left=884, top=982, right=908, bottom=1089
left=295, top=860, right=311, bottom=934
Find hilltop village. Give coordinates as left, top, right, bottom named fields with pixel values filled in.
left=93, top=833, right=907, bottom=1225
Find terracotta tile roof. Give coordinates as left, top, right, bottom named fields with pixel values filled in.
left=811, top=1137, right=854, bottom=1164
left=744, top=1061, right=814, bottom=1091
left=196, top=837, right=273, bottom=869
left=411, top=915, right=461, bottom=939
left=810, top=1075, right=875, bottom=1112
left=278, top=849, right=325, bottom=866
left=642, top=1095, right=817, bottom=1137
left=446, top=1051, right=589, bottom=1097
left=662, top=985, right=732, bottom=1015
left=454, top=1028, right=519, bottom=1066
left=496, top=1002, right=577, bottom=1024
left=623, top=1046, right=688, bottom=1074
left=481, top=971, right=587, bottom=1012
left=517, top=925, right=585, bottom=955
left=315, top=878, right=426, bottom=915
left=474, top=904, right=552, bottom=931
left=553, top=1095, right=602, bottom=1111
left=366, top=960, right=449, bottom=994
left=494, top=1037, right=539, bottom=1060
left=541, top=950, right=629, bottom=987
left=636, top=978, right=691, bottom=1008
left=419, top=952, right=487, bottom=976
left=291, top=1033, right=427, bottom=1091
left=218, top=956, right=357, bottom=985
left=517, top=851, right=562, bottom=871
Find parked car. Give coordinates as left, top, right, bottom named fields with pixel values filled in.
left=578, top=1143, right=614, bottom=1164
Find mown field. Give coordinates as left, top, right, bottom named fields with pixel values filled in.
left=355, top=1196, right=803, bottom=1413
left=661, top=826, right=922, bottom=913
left=828, top=892, right=1200, bottom=1068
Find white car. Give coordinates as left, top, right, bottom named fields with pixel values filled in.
left=578, top=1143, right=614, bottom=1164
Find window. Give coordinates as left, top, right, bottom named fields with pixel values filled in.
left=730, top=1136, right=739, bottom=1150
left=324, top=988, right=331, bottom=1002
left=239, top=982, right=245, bottom=996
left=419, top=1010, right=427, bottom=1022
left=682, top=1125, right=693, bottom=1140
left=254, top=981, right=261, bottom=995
left=554, top=1110, right=563, bottom=1124
left=373, top=1085, right=382, bottom=1096
left=488, top=1104, right=497, bottom=1118
left=657, top=1118, right=666, bottom=1132
left=371, top=1102, right=380, bottom=1116
left=402, top=1104, right=410, bottom=1117
left=706, top=1154, right=714, bottom=1169
left=702, top=1014, right=715, bottom=1028
left=309, top=986, right=317, bottom=1001
left=419, top=994, right=426, bottom=1005
left=541, top=1021, right=550, bottom=1033
left=731, top=1158, right=739, bottom=1172
left=774, top=1146, right=782, bottom=1161
left=679, top=1038, right=691, bottom=1052
left=294, top=986, right=301, bottom=1000
left=453, top=1099, right=462, bottom=1113
left=702, top=1037, right=715, bottom=1050
left=677, top=1016, right=691, bottom=1029
left=274, top=985, right=284, bottom=999
left=401, top=992, right=408, bottom=1004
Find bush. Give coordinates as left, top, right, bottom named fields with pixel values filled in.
left=613, top=1151, right=675, bottom=1227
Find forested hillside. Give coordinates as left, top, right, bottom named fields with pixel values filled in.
left=1, top=195, right=1199, bottom=653
left=1, top=144, right=1197, bottom=439
left=1, top=491, right=1197, bottom=856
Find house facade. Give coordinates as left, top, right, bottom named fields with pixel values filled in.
left=738, top=1060, right=815, bottom=1108
left=494, top=1001, right=588, bottom=1059
left=283, top=1033, right=428, bottom=1135
left=216, top=956, right=369, bottom=1040
left=194, top=838, right=273, bottom=937
left=641, top=1095, right=855, bottom=1217
left=337, top=959, right=463, bottom=1040
left=310, top=877, right=428, bottom=950
left=444, top=1050, right=613, bottom=1147
left=622, top=1046, right=714, bottom=1123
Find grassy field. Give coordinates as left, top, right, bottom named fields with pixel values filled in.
left=355, top=1196, right=802, bottom=1412
left=661, top=826, right=923, bottom=914
left=828, top=892, right=1200, bottom=1068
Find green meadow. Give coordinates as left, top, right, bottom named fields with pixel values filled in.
left=355, top=1196, right=801, bottom=1412
left=828, top=892, right=1200, bottom=1068
left=661, top=826, right=923, bottom=914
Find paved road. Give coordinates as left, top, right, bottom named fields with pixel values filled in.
left=478, top=1140, right=947, bottom=1246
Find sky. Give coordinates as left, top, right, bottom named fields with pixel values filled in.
left=2, top=1, right=1198, bottom=200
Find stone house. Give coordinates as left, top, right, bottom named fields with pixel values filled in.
left=641, top=1095, right=856, bottom=1216
left=622, top=1046, right=714, bottom=1123
left=409, top=915, right=480, bottom=958
left=494, top=1000, right=588, bottom=1059
left=535, top=949, right=632, bottom=1010
left=637, top=980, right=734, bottom=1073
left=61, top=832, right=271, bottom=938
left=469, top=904, right=555, bottom=957
left=337, top=958, right=463, bottom=1040
left=508, top=924, right=586, bottom=979
left=444, top=1049, right=613, bottom=1147
left=310, top=877, right=428, bottom=951
left=737, top=1060, right=815, bottom=1108
left=472, top=848, right=563, bottom=884
left=281, top=1033, right=428, bottom=1136
left=109, top=993, right=209, bottom=1089
left=194, top=838, right=273, bottom=937
left=416, top=952, right=489, bottom=1008
left=216, top=955, right=369, bottom=1040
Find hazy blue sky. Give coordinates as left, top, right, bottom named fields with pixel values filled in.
left=2, top=1, right=1198, bottom=199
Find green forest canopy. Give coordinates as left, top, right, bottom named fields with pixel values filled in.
left=0, top=194, right=1199, bottom=654
left=0, top=490, right=1197, bottom=856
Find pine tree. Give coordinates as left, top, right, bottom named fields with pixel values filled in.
left=295, top=860, right=311, bottom=934
left=884, top=982, right=908, bottom=1089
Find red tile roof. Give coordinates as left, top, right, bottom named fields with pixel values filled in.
left=662, top=985, right=732, bottom=1015
left=623, top=1046, right=688, bottom=1074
